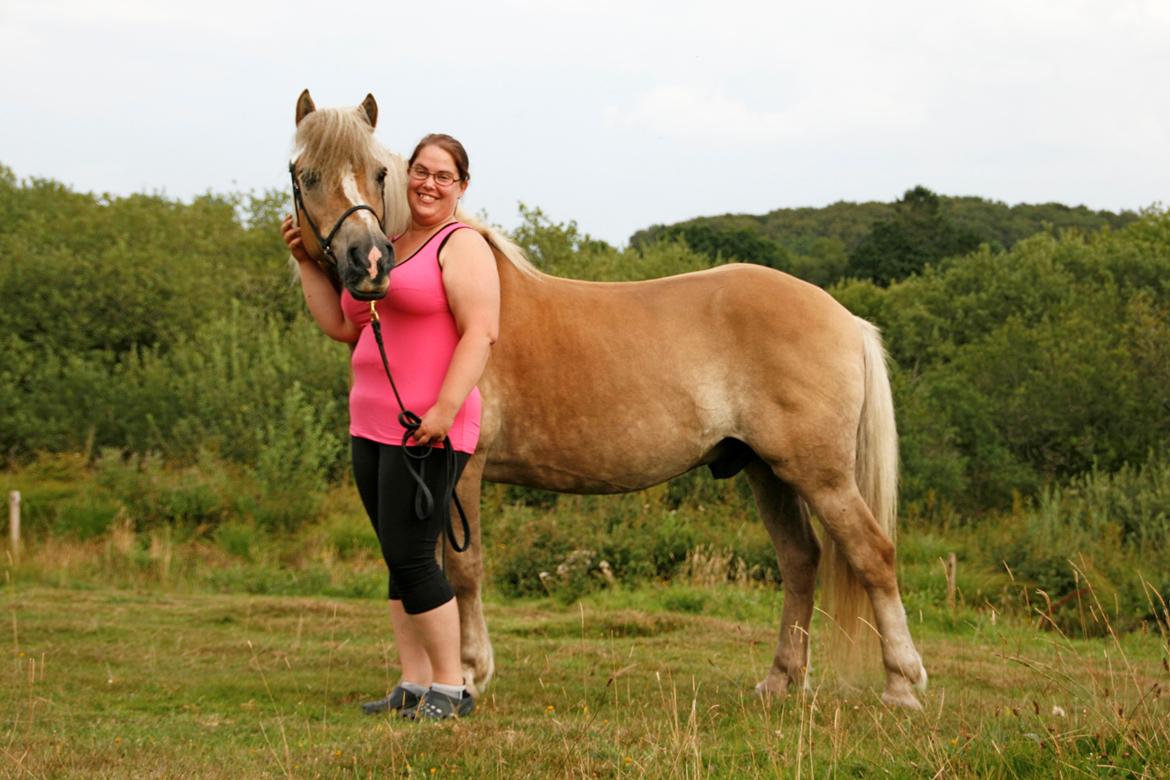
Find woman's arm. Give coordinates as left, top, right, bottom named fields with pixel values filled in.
left=411, top=229, right=500, bottom=445
left=282, top=215, right=359, bottom=344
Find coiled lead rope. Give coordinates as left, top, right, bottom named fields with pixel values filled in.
left=368, top=301, right=471, bottom=553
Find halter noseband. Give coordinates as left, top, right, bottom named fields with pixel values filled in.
left=289, top=161, right=387, bottom=262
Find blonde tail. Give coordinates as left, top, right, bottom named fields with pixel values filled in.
left=823, top=318, right=899, bottom=674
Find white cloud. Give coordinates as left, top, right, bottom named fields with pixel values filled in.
left=1, top=0, right=1166, bottom=246
left=604, top=82, right=926, bottom=145
left=605, top=86, right=787, bottom=142
left=5, top=0, right=287, bottom=30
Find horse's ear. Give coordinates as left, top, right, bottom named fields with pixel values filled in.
left=296, top=89, right=316, bottom=126
left=360, top=94, right=378, bottom=129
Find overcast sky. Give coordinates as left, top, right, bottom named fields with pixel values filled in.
left=2, top=0, right=1167, bottom=246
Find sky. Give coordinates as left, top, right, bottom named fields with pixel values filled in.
left=2, top=0, right=1167, bottom=247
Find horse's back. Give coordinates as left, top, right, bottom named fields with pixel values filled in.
left=477, top=259, right=867, bottom=490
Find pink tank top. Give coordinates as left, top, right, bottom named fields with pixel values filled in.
left=341, top=222, right=481, bottom=453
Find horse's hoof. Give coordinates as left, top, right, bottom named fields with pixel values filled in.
left=755, top=676, right=810, bottom=698
left=754, top=679, right=786, bottom=698
left=462, top=653, right=495, bottom=697
left=914, top=663, right=928, bottom=692
left=881, top=679, right=924, bottom=711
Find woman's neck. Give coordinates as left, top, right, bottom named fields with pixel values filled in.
left=408, top=213, right=457, bottom=236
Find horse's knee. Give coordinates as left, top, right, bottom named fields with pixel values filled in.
left=446, top=557, right=483, bottom=594
left=807, top=489, right=898, bottom=588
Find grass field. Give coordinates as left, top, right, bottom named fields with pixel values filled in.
left=3, top=571, right=1168, bottom=778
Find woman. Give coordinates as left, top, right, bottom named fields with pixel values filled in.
left=281, top=134, right=500, bottom=720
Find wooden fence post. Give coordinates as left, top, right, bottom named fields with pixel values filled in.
left=945, top=552, right=957, bottom=613
left=8, top=491, right=20, bottom=562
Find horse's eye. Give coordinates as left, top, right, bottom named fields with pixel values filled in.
left=375, top=167, right=387, bottom=184
left=301, top=170, right=320, bottom=189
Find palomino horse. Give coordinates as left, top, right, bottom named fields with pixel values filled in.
left=289, top=91, right=928, bottom=709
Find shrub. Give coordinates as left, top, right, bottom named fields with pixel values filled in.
left=984, top=455, right=1170, bottom=634
left=322, top=510, right=378, bottom=560
left=484, top=490, right=781, bottom=600
left=251, top=382, right=339, bottom=528
left=215, top=520, right=259, bottom=561
left=55, top=495, right=121, bottom=540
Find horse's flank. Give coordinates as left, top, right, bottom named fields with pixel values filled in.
left=477, top=260, right=848, bottom=490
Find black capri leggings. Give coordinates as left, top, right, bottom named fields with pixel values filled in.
left=351, top=436, right=470, bottom=615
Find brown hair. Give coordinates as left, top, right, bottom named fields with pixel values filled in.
left=408, top=133, right=470, bottom=183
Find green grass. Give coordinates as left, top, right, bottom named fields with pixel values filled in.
left=3, top=576, right=1168, bottom=778
left=2, top=460, right=1168, bottom=776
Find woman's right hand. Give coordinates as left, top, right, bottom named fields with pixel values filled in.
left=282, top=215, right=314, bottom=265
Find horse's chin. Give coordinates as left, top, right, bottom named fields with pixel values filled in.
left=346, top=287, right=388, bottom=302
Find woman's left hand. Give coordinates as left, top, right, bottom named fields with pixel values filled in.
left=411, top=404, right=456, bottom=446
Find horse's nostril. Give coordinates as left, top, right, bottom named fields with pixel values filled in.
left=347, top=244, right=363, bottom=268
left=345, top=244, right=386, bottom=281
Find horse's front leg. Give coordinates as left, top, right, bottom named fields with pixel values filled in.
left=444, top=453, right=494, bottom=695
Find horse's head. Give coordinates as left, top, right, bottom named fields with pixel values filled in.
left=290, top=90, right=407, bottom=300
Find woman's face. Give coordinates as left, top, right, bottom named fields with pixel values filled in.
left=407, top=145, right=467, bottom=227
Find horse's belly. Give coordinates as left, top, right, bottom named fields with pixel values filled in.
left=481, top=443, right=704, bottom=494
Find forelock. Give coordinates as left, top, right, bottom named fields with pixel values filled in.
left=293, top=107, right=382, bottom=181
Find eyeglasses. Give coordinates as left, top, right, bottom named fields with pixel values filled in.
left=408, top=164, right=462, bottom=187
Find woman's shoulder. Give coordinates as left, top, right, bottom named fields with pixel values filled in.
left=439, top=224, right=493, bottom=263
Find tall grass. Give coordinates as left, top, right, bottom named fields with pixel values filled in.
left=2, top=575, right=1167, bottom=777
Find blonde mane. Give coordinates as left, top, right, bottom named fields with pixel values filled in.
left=293, top=106, right=541, bottom=279
left=454, top=209, right=543, bottom=279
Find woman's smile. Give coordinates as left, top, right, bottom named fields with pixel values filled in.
left=407, top=145, right=467, bottom=227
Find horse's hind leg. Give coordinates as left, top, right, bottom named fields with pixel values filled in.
left=802, top=482, right=926, bottom=709
left=444, top=453, right=494, bottom=695
left=745, top=460, right=820, bottom=695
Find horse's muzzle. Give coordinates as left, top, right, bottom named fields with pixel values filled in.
left=341, top=239, right=394, bottom=300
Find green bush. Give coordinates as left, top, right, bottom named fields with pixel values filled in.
left=214, top=520, right=259, bottom=561
left=322, top=510, right=378, bottom=560
left=55, top=495, right=121, bottom=540
left=983, top=455, right=1170, bottom=634
left=3, top=168, right=1169, bottom=618
left=93, top=450, right=230, bottom=527
left=833, top=213, right=1170, bottom=510
left=251, top=382, right=339, bottom=528
left=512, top=204, right=713, bottom=282
left=484, top=492, right=780, bottom=601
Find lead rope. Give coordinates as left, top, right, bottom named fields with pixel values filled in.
left=367, top=301, right=472, bottom=554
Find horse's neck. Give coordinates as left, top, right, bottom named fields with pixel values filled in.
left=494, top=248, right=537, bottom=311
left=493, top=247, right=566, bottom=312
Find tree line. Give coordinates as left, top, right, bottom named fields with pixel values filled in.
left=630, top=186, right=1139, bottom=287
left=2, top=165, right=1166, bottom=523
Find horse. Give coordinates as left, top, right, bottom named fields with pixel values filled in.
left=288, top=90, right=928, bottom=709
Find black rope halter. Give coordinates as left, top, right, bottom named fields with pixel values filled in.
left=289, top=161, right=386, bottom=262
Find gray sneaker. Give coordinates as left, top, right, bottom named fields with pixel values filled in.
left=361, top=685, right=421, bottom=715
left=408, top=688, right=475, bottom=720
